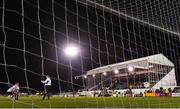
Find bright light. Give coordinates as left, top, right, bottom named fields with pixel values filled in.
left=64, top=45, right=78, bottom=57
left=103, top=72, right=107, bottom=76
left=128, top=66, right=134, bottom=72
left=92, top=74, right=95, bottom=77
left=114, top=70, right=119, bottom=74
left=84, top=75, right=87, bottom=79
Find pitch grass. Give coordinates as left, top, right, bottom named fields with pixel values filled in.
left=0, top=96, right=180, bottom=108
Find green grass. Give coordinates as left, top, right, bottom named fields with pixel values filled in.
left=1, top=96, right=180, bottom=108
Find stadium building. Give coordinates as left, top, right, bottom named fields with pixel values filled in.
left=84, top=54, right=177, bottom=90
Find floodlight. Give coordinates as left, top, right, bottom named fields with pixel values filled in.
left=92, top=74, right=95, bottom=77
left=64, top=45, right=78, bottom=57
left=103, top=72, right=107, bottom=76
left=128, top=66, right=134, bottom=72
left=84, top=75, right=87, bottom=79
left=114, top=69, right=119, bottom=74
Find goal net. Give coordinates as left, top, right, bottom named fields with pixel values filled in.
left=0, top=0, right=180, bottom=108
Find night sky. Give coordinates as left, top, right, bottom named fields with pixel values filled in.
left=0, top=0, right=180, bottom=94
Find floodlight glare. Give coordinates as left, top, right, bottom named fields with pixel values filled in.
left=64, top=45, right=78, bottom=57
left=114, top=70, right=119, bottom=74
left=128, top=66, right=134, bottom=72
left=103, top=72, right=107, bottom=76
left=92, top=74, right=95, bottom=77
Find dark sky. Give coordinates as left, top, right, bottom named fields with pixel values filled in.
left=0, top=0, right=180, bottom=94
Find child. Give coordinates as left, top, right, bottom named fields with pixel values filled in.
left=7, top=83, right=20, bottom=100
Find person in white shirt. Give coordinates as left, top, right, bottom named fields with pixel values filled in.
left=41, top=75, right=51, bottom=100
left=7, top=83, right=20, bottom=100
